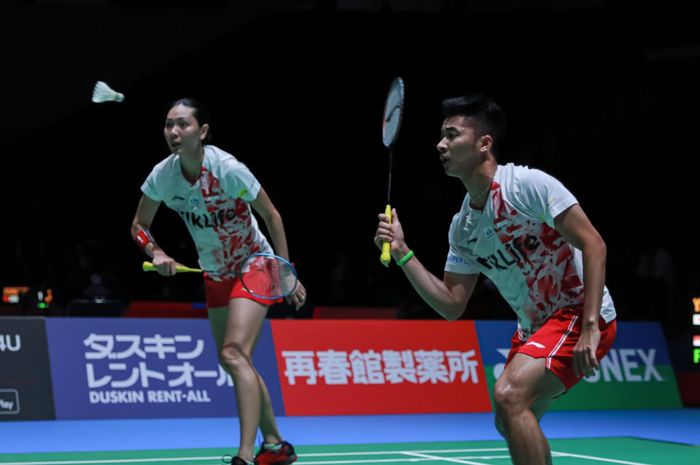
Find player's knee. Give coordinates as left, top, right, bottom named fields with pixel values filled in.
left=493, top=382, right=523, bottom=414
left=492, top=383, right=510, bottom=409
left=220, top=344, right=252, bottom=372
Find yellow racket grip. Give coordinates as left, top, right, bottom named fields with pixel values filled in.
left=142, top=261, right=202, bottom=273
left=380, top=204, right=392, bottom=267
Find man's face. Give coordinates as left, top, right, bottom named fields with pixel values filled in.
left=436, top=116, right=483, bottom=177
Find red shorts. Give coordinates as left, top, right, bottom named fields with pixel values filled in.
left=203, top=273, right=283, bottom=308
left=505, top=307, right=617, bottom=390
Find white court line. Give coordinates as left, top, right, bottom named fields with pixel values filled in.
left=3, top=447, right=654, bottom=465
left=293, top=455, right=512, bottom=465
left=553, top=451, right=654, bottom=465
left=300, top=448, right=508, bottom=457
left=0, top=458, right=237, bottom=465
left=296, top=459, right=462, bottom=464
left=0, top=449, right=508, bottom=465
left=0, top=459, right=220, bottom=465
left=402, top=451, right=489, bottom=465
left=294, top=459, right=507, bottom=465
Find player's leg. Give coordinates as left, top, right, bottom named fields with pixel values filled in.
left=207, top=305, right=229, bottom=361
left=248, top=325, right=283, bottom=444
left=245, top=309, right=297, bottom=465
left=493, top=366, right=556, bottom=432
left=206, top=276, right=269, bottom=463
left=223, top=297, right=296, bottom=465
left=206, top=277, right=236, bottom=361
left=494, top=309, right=617, bottom=465
left=208, top=302, right=287, bottom=464
left=494, top=353, right=563, bottom=465
left=220, top=296, right=269, bottom=462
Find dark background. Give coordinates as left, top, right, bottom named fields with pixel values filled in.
left=2, top=1, right=698, bottom=337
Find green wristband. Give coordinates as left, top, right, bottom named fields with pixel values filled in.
left=396, top=250, right=415, bottom=267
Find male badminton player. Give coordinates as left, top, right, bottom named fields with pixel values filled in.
left=374, top=94, right=617, bottom=465
left=131, top=98, right=303, bottom=465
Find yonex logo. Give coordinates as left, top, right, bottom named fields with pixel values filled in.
left=0, top=389, right=20, bottom=415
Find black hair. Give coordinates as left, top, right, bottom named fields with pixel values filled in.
left=168, top=98, right=213, bottom=142
left=441, top=94, right=507, bottom=155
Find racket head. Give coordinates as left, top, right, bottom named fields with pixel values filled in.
left=239, top=253, right=298, bottom=300
left=382, top=77, right=405, bottom=148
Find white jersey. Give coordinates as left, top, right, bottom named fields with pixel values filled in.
left=445, top=163, right=616, bottom=340
left=141, top=145, right=273, bottom=278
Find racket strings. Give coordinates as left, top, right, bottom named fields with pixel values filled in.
left=242, top=256, right=297, bottom=298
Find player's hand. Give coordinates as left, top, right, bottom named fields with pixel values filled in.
left=375, top=208, right=406, bottom=253
left=151, top=253, right=178, bottom=277
left=288, top=280, right=307, bottom=311
left=573, top=324, right=601, bottom=378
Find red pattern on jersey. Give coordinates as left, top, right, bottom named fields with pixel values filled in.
left=200, top=167, right=258, bottom=274
left=490, top=181, right=583, bottom=336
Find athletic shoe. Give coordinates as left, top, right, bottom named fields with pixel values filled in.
left=254, top=441, right=297, bottom=465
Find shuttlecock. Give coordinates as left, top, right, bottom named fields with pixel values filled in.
left=92, top=81, right=125, bottom=103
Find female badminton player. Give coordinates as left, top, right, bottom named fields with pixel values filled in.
left=131, top=98, right=303, bottom=465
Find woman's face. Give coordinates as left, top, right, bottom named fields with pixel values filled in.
left=163, top=104, right=207, bottom=156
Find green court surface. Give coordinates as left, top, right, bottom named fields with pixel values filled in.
left=1, top=438, right=698, bottom=465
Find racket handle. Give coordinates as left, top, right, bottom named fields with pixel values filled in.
left=380, top=204, right=392, bottom=267
left=142, top=261, right=202, bottom=273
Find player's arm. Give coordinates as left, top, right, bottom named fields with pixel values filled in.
left=555, top=203, right=606, bottom=327
left=249, top=186, right=289, bottom=260
left=131, top=194, right=177, bottom=276
left=250, top=186, right=306, bottom=309
left=554, top=203, right=607, bottom=375
left=376, top=208, right=477, bottom=320
left=402, top=259, right=478, bottom=321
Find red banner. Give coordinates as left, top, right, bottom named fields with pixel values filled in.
left=270, top=320, right=491, bottom=415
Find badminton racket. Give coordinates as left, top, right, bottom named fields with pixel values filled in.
left=380, top=77, right=405, bottom=267
left=142, top=252, right=298, bottom=300
left=237, top=253, right=298, bottom=300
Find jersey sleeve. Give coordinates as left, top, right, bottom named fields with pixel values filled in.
left=511, top=168, right=578, bottom=228
left=221, top=158, right=261, bottom=202
left=141, top=166, right=163, bottom=202
left=444, top=214, right=481, bottom=275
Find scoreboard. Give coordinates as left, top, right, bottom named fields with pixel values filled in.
left=694, top=297, right=700, bottom=365
left=2, top=286, right=53, bottom=310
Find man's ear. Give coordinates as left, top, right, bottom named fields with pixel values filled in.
left=479, top=134, right=493, bottom=153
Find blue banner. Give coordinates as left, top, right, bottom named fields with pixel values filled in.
left=46, top=318, right=283, bottom=419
